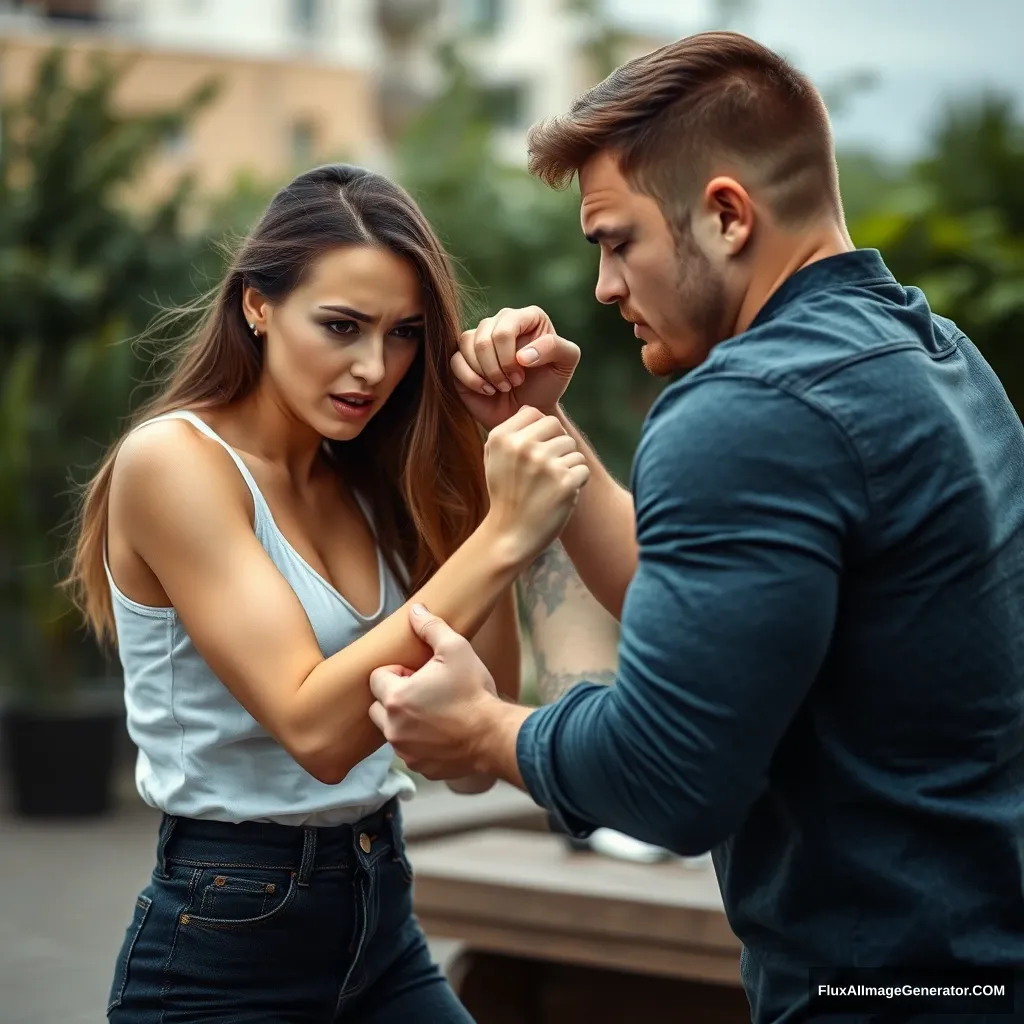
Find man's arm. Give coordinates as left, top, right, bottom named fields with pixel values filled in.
left=552, top=407, right=639, bottom=620
left=481, top=377, right=869, bottom=854
left=521, top=541, right=619, bottom=704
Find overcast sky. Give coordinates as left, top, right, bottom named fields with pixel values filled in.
left=605, top=0, right=1024, bottom=160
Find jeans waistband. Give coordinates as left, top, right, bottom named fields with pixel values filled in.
left=156, top=798, right=404, bottom=885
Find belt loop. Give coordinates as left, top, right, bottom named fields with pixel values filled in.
left=157, top=814, right=178, bottom=879
left=384, top=798, right=402, bottom=851
left=297, top=827, right=317, bottom=887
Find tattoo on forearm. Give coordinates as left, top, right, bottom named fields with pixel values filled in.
left=522, top=541, right=576, bottom=618
left=522, top=539, right=619, bottom=704
left=535, top=649, right=617, bottom=704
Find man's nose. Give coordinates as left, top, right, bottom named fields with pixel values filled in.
left=595, top=255, right=625, bottom=306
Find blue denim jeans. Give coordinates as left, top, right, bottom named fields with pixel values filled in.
left=107, top=799, right=473, bottom=1023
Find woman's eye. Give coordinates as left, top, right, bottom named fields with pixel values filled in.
left=325, top=320, right=358, bottom=336
left=391, top=325, right=424, bottom=341
left=613, top=241, right=631, bottom=257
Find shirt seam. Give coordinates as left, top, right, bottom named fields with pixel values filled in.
left=651, top=372, right=877, bottom=528
left=168, top=616, right=187, bottom=801
left=802, top=336, right=959, bottom=390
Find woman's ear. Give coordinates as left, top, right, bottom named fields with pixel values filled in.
left=241, top=285, right=269, bottom=336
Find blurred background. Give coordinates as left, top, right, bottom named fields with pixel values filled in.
left=1, top=1, right=1022, bottom=1022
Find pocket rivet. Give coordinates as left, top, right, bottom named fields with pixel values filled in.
left=359, top=832, right=372, bottom=853
left=180, top=914, right=190, bottom=925
left=214, top=876, right=226, bottom=886
left=265, top=883, right=276, bottom=894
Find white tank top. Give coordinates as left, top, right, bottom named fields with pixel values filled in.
left=103, top=410, right=416, bottom=825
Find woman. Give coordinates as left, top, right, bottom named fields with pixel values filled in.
left=65, top=163, right=588, bottom=1022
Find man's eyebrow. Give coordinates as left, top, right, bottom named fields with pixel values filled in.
left=318, top=305, right=424, bottom=325
left=584, top=227, right=625, bottom=245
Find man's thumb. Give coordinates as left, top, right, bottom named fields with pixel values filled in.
left=516, top=333, right=580, bottom=375
left=408, top=603, right=463, bottom=656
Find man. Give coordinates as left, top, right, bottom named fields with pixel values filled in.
left=369, top=31, right=1024, bottom=1023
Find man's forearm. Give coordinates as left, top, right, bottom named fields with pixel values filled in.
left=553, top=406, right=638, bottom=618
left=521, top=541, right=619, bottom=704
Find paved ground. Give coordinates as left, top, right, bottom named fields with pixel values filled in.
left=0, top=773, right=468, bottom=1024
left=1, top=787, right=163, bottom=1024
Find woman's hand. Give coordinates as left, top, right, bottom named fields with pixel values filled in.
left=482, top=405, right=590, bottom=564
left=452, top=306, right=581, bottom=430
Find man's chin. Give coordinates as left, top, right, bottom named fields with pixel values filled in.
left=640, top=340, right=681, bottom=378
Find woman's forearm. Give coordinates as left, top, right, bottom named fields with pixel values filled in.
left=288, top=514, right=526, bottom=782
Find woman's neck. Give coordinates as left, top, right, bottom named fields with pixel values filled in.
left=207, top=387, right=326, bottom=485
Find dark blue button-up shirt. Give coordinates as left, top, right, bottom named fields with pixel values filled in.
left=516, top=249, right=1024, bottom=1023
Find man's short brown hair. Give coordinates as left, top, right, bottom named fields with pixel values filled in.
left=527, top=31, right=841, bottom=227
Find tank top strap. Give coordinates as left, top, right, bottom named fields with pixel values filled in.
left=130, top=409, right=273, bottom=528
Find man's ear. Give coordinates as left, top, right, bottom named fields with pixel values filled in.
left=696, top=175, right=754, bottom=257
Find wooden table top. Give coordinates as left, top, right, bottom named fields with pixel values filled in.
left=399, top=782, right=549, bottom=843
left=409, top=828, right=743, bottom=986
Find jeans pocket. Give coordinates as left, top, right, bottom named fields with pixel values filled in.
left=182, top=868, right=297, bottom=931
left=107, top=893, right=152, bottom=1015
left=392, top=833, right=414, bottom=885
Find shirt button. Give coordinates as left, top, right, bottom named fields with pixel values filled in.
left=359, top=832, right=372, bottom=854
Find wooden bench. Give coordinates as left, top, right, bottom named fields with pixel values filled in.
left=399, top=782, right=550, bottom=843
left=408, top=828, right=749, bottom=1023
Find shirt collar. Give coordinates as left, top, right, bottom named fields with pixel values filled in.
left=749, top=248, right=895, bottom=330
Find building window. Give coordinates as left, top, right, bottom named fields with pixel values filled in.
left=461, top=0, right=502, bottom=34
left=291, top=0, right=319, bottom=35
left=482, top=82, right=525, bottom=129
left=291, top=119, right=317, bottom=166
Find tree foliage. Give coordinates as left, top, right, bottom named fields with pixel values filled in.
left=849, top=94, right=1024, bottom=412
left=0, top=48, right=216, bottom=698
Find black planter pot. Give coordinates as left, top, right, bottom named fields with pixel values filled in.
left=1, top=702, right=122, bottom=817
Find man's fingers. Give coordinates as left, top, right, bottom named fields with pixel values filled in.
left=368, top=700, right=389, bottom=734
left=471, top=319, right=509, bottom=392
left=491, top=309, right=529, bottom=388
left=369, top=665, right=409, bottom=703
left=408, top=603, right=470, bottom=659
left=516, top=333, right=581, bottom=377
left=451, top=351, right=496, bottom=396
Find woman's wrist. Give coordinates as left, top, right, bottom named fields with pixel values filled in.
left=477, top=510, right=541, bottom=574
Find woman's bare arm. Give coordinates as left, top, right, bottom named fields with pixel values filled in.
left=111, top=421, right=536, bottom=785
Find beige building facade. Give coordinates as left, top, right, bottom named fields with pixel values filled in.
left=0, top=27, right=384, bottom=202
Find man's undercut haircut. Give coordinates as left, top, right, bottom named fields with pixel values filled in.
left=527, top=31, right=841, bottom=228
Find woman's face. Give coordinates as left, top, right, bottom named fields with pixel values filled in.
left=246, top=244, right=424, bottom=441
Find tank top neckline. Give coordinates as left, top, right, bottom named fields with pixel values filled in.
left=133, top=408, right=389, bottom=624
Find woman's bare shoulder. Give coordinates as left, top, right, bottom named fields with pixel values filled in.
left=110, top=414, right=253, bottom=543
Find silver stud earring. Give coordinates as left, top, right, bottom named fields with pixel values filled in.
left=249, top=322, right=258, bottom=337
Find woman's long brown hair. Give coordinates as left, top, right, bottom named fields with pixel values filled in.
left=64, top=163, right=488, bottom=645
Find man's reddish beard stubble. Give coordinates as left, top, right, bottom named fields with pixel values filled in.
left=626, top=222, right=728, bottom=378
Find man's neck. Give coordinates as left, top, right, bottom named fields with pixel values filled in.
left=734, top=221, right=854, bottom=336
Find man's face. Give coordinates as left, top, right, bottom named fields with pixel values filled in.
left=579, top=151, right=728, bottom=376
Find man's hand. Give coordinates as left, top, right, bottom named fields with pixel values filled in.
left=369, top=604, right=522, bottom=781
left=452, top=306, right=581, bottom=430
